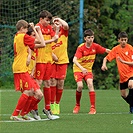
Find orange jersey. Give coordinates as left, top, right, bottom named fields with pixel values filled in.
left=12, top=33, right=35, bottom=73
left=52, top=27, right=69, bottom=64
left=106, top=44, right=133, bottom=83
left=36, top=23, right=55, bottom=63
left=73, top=42, right=106, bottom=72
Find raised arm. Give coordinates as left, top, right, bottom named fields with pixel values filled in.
left=53, top=18, right=69, bottom=30
left=29, top=23, right=46, bottom=48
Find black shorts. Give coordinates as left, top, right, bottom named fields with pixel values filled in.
left=120, top=77, right=133, bottom=90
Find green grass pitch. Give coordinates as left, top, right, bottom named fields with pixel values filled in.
left=0, top=89, right=133, bottom=133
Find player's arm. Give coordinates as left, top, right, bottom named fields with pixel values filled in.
left=53, top=18, right=69, bottom=30
left=29, top=23, right=46, bottom=48
left=30, top=58, right=36, bottom=78
left=44, top=35, right=59, bottom=44
left=26, top=47, right=31, bottom=66
left=52, top=53, right=58, bottom=62
left=101, top=57, right=108, bottom=71
left=105, top=48, right=111, bottom=53
left=117, top=57, right=133, bottom=66
left=73, top=56, right=88, bottom=75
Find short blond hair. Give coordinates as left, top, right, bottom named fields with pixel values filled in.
left=16, top=19, right=28, bottom=31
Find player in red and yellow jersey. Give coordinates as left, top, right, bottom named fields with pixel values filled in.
left=25, top=26, right=42, bottom=120
left=101, top=31, right=133, bottom=113
left=35, top=10, right=59, bottom=120
left=50, top=17, right=69, bottom=114
left=73, top=29, right=110, bottom=114
left=10, top=20, right=45, bottom=121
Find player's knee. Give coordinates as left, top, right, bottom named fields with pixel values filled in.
left=34, top=90, right=43, bottom=100
left=77, top=85, right=83, bottom=91
left=87, top=83, right=93, bottom=90
left=128, top=85, right=133, bottom=89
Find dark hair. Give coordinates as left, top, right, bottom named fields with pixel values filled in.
left=27, top=26, right=34, bottom=36
left=118, top=31, right=128, bottom=39
left=39, top=10, right=52, bottom=20
left=84, top=29, right=94, bottom=37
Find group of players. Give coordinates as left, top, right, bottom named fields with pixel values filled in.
left=10, top=9, right=133, bottom=121
left=11, top=10, right=69, bottom=121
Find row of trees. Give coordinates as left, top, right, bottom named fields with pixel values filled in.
left=1, top=0, right=133, bottom=89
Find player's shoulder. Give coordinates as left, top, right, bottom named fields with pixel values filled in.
left=91, top=42, right=102, bottom=48
left=47, top=24, right=52, bottom=29
left=92, top=42, right=99, bottom=46
left=78, top=43, right=85, bottom=48
left=127, top=43, right=132, bottom=47
left=36, top=23, right=40, bottom=26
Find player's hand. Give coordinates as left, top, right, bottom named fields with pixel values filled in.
left=29, top=22, right=34, bottom=28
left=26, top=59, right=30, bottom=66
left=53, top=18, right=60, bottom=23
left=101, top=65, right=108, bottom=71
left=53, top=18, right=61, bottom=27
left=117, top=56, right=123, bottom=63
left=35, top=26, right=40, bottom=31
left=81, top=68, right=88, bottom=75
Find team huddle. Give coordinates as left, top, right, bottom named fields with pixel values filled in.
left=10, top=10, right=133, bottom=121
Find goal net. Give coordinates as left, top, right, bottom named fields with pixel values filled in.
left=0, top=0, right=80, bottom=86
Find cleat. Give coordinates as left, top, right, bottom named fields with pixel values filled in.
left=73, top=105, right=80, bottom=114
left=10, top=115, right=25, bottom=121
left=30, top=110, right=41, bottom=120
left=50, top=104, right=56, bottom=114
left=43, top=109, right=53, bottom=120
left=22, top=115, right=35, bottom=120
left=43, top=109, right=60, bottom=120
left=88, top=108, right=96, bottom=114
left=130, top=107, right=133, bottom=114
left=55, top=103, right=60, bottom=114
left=131, top=120, right=133, bottom=124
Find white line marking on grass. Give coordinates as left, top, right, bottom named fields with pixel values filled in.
left=0, top=119, right=50, bottom=123
left=0, top=90, right=14, bottom=92
left=0, top=112, right=129, bottom=117
left=97, top=112, right=129, bottom=115
left=0, top=112, right=131, bottom=123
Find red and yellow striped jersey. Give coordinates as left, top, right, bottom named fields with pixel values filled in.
left=73, top=42, right=106, bottom=72
left=36, top=23, right=55, bottom=63
left=12, top=33, right=35, bottom=73
left=52, top=27, right=69, bottom=64
left=28, top=49, right=38, bottom=74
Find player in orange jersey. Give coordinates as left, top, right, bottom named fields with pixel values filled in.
left=50, top=17, right=69, bottom=114
left=10, top=20, right=46, bottom=121
left=35, top=10, right=59, bottom=120
left=73, top=29, right=110, bottom=114
left=101, top=31, right=133, bottom=113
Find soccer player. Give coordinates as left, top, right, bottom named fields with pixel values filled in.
left=26, top=26, right=41, bottom=120
left=73, top=29, right=110, bottom=114
left=10, top=20, right=46, bottom=121
left=101, top=31, right=133, bottom=113
left=35, top=10, right=59, bottom=119
left=50, top=17, right=69, bottom=114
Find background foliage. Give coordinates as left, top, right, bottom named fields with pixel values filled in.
left=1, top=0, right=133, bottom=89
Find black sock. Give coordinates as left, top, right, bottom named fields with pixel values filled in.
left=128, top=89, right=133, bottom=107
left=121, top=95, right=130, bottom=104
